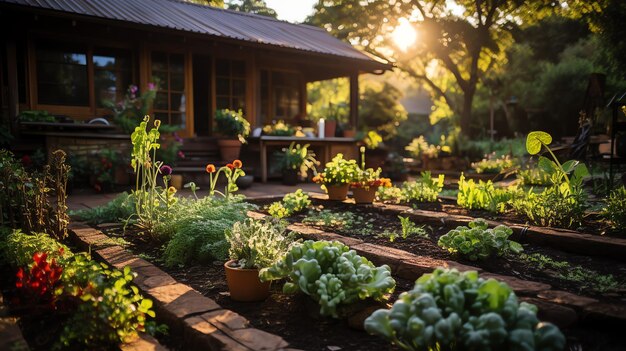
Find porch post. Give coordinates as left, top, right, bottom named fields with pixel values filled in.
left=349, top=72, right=359, bottom=129
left=5, top=40, right=19, bottom=136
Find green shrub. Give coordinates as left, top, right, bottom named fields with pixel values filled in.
left=313, top=153, right=359, bottom=186
left=70, top=192, right=135, bottom=224
left=1, top=229, right=72, bottom=267
left=267, top=189, right=311, bottom=219
left=457, top=174, right=515, bottom=213
left=517, top=167, right=552, bottom=186
left=471, top=154, right=518, bottom=174
left=438, top=219, right=523, bottom=261
left=377, top=172, right=444, bottom=203
left=260, top=240, right=396, bottom=318
left=226, top=218, right=295, bottom=269
left=365, top=268, right=565, bottom=351
left=602, top=186, right=626, bottom=232
left=162, top=196, right=253, bottom=267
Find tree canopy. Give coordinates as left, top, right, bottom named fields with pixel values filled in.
left=227, top=0, right=278, bottom=18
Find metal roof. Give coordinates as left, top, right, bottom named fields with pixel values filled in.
left=1, top=0, right=390, bottom=68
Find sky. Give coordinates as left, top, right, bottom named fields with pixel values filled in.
left=265, top=0, right=317, bottom=23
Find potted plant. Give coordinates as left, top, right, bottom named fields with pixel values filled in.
left=351, top=147, right=392, bottom=204
left=215, top=109, right=250, bottom=161
left=313, top=153, right=358, bottom=200
left=224, top=218, right=294, bottom=302
left=275, top=142, right=318, bottom=185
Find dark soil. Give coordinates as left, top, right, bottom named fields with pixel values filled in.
left=250, top=198, right=626, bottom=303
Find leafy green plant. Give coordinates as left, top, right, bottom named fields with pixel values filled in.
left=263, top=120, right=295, bottom=136
left=313, top=153, right=359, bottom=186
left=161, top=196, right=254, bottom=267
left=225, top=218, right=295, bottom=269
left=103, top=83, right=158, bottom=134
left=511, top=131, right=589, bottom=228
left=215, top=109, right=250, bottom=143
left=364, top=268, right=565, bottom=351
left=303, top=209, right=375, bottom=236
left=438, top=219, right=523, bottom=261
left=398, top=172, right=445, bottom=203
left=517, top=167, right=552, bottom=186
left=274, top=142, right=318, bottom=177
left=18, top=110, right=56, bottom=123
left=602, top=186, right=626, bottom=232
left=268, top=189, right=311, bottom=219
left=259, top=240, right=396, bottom=317
left=471, top=153, right=518, bottom=174
left=1, top=229, right=71, bottom=268
left=405, top=135, right=451, bottom=159
left=381, top=216, right=428, bottom=242
left=70, top=192, right=135, bottom=225
left=457, top=174, right=516, bottom=213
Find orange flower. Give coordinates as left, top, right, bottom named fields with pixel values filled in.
left=226, top=163, right=234, bottom=170
left=233, top=159, right=243, bottom=169
left=205, top=164, right=216, bottom=173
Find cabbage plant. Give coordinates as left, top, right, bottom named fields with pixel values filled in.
left=259, top=240, right=396, bottom=317
left=365, top=268, right=565, bottom=351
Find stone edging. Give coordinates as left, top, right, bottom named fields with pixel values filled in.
left=67, top=222, right=297, bottom=351
left=305, top=194, right=626, bottom=262
left=246, top=210, right=626, bottom=329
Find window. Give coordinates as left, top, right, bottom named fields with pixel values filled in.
left=36, top=44, right=88, bottom=106
left=260, top=70, right=301, bottom=124
left=93, top=49, right=132, bottom=107
left=152, top=52, right=186, bottom=128
left=215, top=59, right=246, bottom=112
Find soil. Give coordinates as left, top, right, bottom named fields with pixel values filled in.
left=250, top=198, right=626, bottom=303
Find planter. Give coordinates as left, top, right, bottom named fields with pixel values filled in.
left=343, top=129, right=357, bottom=138
left=224, top=260, right=270, bottom=302
left=170, top=174, right=183, bottom=190
left=217, top=139, right=242, bottom=162
left=326, top=184, right=349, bottom=201
left=236, top=175, right=254, bottom=189
left=282, top=169, right=299, bottom=185
left=324, top=120, right=337, bottom=138
left=352, top=186, right=378, bottom=204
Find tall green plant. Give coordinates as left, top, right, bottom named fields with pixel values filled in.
left=103, top=83, right=158, bottom=134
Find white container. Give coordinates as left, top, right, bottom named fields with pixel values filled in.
left=318, top=118, right=325, bottom=138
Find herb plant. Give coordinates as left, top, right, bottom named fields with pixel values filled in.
left=312, top=153, right=359, bottom=186
left=274, top=142, right=318, bottom=176
left=471, top=153, right=517, bottom=174
left=438, top=219, right=523, bottom=261
left=259, top=240, right=396, bottom=317
left=364, top=268, right=565, bottom=351
left=303, top=209, right=375, bottom=236
left=225, top=218, right=295, bottom=269
left=377, top=172, right=444, bottom=203
left=602, top=186, right=626, bottom=232
left=457, top=174, right=515, bottom=213
left=268, top=189, right=311, bottom=219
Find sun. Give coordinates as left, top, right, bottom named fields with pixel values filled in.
left=391, top=18, right=417, bottom=52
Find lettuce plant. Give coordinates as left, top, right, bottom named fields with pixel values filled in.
left=268, top=189, right=311, bottom=219
left=259, top=240, right=396, bottom=317
left=365, top=268, right=565, bottom=351
left=438, top=219, right=523, bottom=261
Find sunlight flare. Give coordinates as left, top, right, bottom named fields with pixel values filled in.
left=391, top=17, right=417, bottom=52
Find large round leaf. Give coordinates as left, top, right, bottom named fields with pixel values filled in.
left=526, top=131, right=552, bottom=155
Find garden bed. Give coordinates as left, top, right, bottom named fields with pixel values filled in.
left=249, top=197, right=626, bottom=304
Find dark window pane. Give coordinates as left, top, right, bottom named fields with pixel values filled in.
left=36, top=45, right=88, bottom=106
left=170, top=54, right=184, bottom=73
left=232, top=79, right=245, bottom=96
left=151, top=71, right=168, bottom=88
left=170, top=112, right=184, bottom=127
left=231, top=60, right=245, bottom=78
left=154, top=112, right=169, bottom=124
left=170, top=93, right=185, bottom=112
left=216, top=97, right=230, bottom=110
left=95, top=69, right=131, bottom=107
left=93, top=54, right=116, bottom=68
left=152, top=52, right=167, bottom=71
left=215, top=59, right=230, bottom=76
left=155, top=92, right=169, bottom=110
left=216, top=77, right=230, bottom=96
left=170, top=73, right=185, bottom=91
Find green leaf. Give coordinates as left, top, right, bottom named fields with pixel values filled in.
left=526, top=131, right=552, bottom=155
left=538, top=156, right=558, bottom=175
left=561, top=160, right=579, bottom=174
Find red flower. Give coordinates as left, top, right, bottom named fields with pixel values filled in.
left=233, top=160, right=243, bottom=169
left=206, top=164, right=216, bottom=173
left=226, top=163, right=234, bottom=170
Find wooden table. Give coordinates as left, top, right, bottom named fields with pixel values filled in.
left=252, top=136, right=358, bottom=183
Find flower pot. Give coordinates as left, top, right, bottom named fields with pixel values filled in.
left=282, top=169, right=299, bottom=185
left=237, top=175, right=254, bottom=189
left=170, top=174, right=183, bottom=189
left=343, top=129, right=357, bottom=138
left=352, top=186, right=378, bottom=204
left=326, top=184, right=349, bottom=201
left=324, top=120, right=337, bottom=138
left=224, top=260, right=270, bottom=302
left=217, top=139, right=242, bottom=162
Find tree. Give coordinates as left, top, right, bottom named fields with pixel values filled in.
left=184, top=0, right=224, bottom=7
left=227, top=0, right=277, bottom=18
left=309, top=0, right=587, bottom=136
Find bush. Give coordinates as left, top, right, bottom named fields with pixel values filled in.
left=365, top=268, right=565, bottom=351
left=1, top=229, right=72, bottom=267
left=602, top=186, right=626, bottom=232
left=70, top=192, right=135, bottom=224
left=438, top=219, right=523, bottom=261
left=260, top=240, right=396, bottom=317
left=267, top=190, right=311, bottom=219
left=162, top=196, right=254, bottom=267
left=225, top=218, right=295, bottom=269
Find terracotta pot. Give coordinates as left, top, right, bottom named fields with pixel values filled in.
left=326, top=184, right=349, bottom=201
left=343, top=129, right=357, bottom=138
left=324, top=120, right=337, bottom=138
left=217, top=139, right=242, bottom=162
left=170, top=174, right=183, bottom=190
left=352, top=186, right=378, bottom=204
left=224, top=260, right=270, bottom=302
